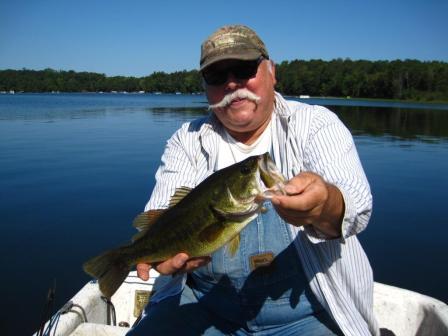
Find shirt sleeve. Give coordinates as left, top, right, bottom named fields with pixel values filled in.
left=301, top=105, right=372, bottom=243
left=144, top=122, right=199, bottom=211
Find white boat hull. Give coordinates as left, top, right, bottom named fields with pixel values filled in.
left=34, top=271, right=448, bottom=336
left=373, top=282, right=448, bottom=335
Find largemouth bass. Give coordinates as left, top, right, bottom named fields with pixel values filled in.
left=83, top=153, right=285, bottom=298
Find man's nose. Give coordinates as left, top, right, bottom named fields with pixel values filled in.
left=225, top=73, right=244, bottom=90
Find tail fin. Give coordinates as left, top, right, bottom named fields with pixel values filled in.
left=83, top=249, right=130, bottom=298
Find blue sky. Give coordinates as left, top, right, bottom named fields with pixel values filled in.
left=1, top=0, right=447, bottom=77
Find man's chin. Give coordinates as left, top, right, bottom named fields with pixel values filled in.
left=223, top=102, right=257, bottom=116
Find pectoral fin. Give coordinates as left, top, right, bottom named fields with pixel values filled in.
left=227, top=234, right=240, bottom=256
left=198, top=224, right=225, bottom=243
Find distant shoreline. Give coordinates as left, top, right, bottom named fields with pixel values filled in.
left=2, top=91, right=448, bottom=109
left=1, top=59, right=448, bottom=103
left=288, top=95, right=448, bottom=105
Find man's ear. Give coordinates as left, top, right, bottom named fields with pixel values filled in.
left=269, top=60, right=277, bottom=86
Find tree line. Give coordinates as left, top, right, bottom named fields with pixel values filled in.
left=275, top=59, right=448, bottom=101
left=0, top=69, right=203, bottom=94
left=1, top=59, right=447, bottom=101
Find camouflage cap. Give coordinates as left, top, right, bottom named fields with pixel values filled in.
left=200, top=25, right=269, bottom=71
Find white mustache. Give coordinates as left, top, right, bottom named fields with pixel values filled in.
left=208, top=89, right=261, bottom=110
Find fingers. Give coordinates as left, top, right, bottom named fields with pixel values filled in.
left=137, top=253, right=212, bottom=279
left=283, top=181, right=305, bottom=196
left=272, top=191, right=317, bottom=211
left=154, top=254, right=212, bottom=276
left=136, top=254, right=189, bottom=280
left=136, top=263, right=151, bottom=281
left=273, top=173, right=324, bottom=206
left=155, top=253, right=189, bottom=275
left=183, top=256, right=212, bottom=272
left=270, top=172, right=329, bottom=227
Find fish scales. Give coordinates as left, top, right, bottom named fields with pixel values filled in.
left=83, top=153, right=285, bottom=298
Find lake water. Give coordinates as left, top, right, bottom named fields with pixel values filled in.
left=1, top=93, right=447, bottom=335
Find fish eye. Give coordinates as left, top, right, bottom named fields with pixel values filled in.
left=240, top=165, right=251, bottom=175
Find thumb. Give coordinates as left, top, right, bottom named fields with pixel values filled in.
left=136, top=263, right=151, bottom=281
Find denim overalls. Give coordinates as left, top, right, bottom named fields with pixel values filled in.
left=188, top=200, right=330, bottom=334
left=128, top=202, right=342, bottom=336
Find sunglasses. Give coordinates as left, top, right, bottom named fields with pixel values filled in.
left=202, top=57, right=266, bottom=86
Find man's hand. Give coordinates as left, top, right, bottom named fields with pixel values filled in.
left=271, top=172, right=344, bottom=238
left=136, top=253, right=211, bottom=280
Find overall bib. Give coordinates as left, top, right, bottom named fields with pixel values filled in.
left=128, top=203, right=342, bottom=335
left=187, top=201, right=341, bottom=335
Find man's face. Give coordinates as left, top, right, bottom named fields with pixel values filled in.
left=204, top=58, right=277, bottom=138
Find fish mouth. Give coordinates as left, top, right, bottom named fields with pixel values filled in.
left=258, top=153, right=286, bottom=197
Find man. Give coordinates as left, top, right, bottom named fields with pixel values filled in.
left=128, top=25, right=379, bottom=335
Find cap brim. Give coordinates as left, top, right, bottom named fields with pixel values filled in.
left=200, top=50, right=262, bottom=71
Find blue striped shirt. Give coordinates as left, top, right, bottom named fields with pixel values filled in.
left=145, top=92, right=379, bottom=335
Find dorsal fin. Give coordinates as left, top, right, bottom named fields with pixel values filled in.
left=132, top=209, right=165, bottom=242
left=169, top=186, right=192, bottom=207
